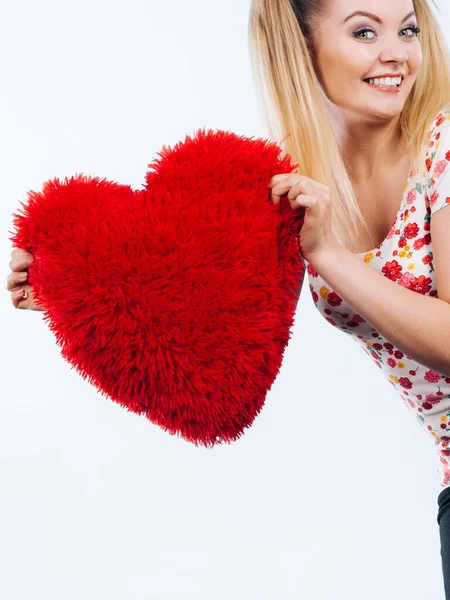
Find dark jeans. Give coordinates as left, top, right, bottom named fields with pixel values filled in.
left=438, top=487, right=450, bottom=599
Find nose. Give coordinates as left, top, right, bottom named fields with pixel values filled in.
left=379, top=32, right=409, bottom=65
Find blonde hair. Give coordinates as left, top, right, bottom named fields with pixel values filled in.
left=248, top=0, right=450, bottom=252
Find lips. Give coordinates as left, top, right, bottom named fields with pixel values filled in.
left=362, top=79, right=403, bottom=93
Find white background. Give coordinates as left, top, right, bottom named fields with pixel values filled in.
left=1, top=1, right=450, bottom=598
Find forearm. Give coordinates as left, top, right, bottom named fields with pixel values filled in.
left=310, top=244, right=450, bottom=377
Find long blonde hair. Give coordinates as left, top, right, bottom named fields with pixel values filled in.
left=248, top=0, right=450, bottom=252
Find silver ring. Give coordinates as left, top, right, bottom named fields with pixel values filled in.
left=22, top=290, right=28, bottom=299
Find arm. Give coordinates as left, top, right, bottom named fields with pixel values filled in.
left=310, top=243, right=450, bottom=377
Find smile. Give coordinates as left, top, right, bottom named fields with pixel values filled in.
left=362, top=79, right=403, bottom=94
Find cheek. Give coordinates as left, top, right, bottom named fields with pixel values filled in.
left=412, top=47, right=423, bottom=72
left=328, top=41, right=373, bottom=78
left=405, top=52, right=423, bottom=85
left=318, top=42, right=365, bottom=83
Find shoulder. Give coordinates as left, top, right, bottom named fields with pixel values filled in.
left=425, top=106, right=450, bottom=172
left=431, top=105, right=450, bottom=130
left=425, top=106, right=450, bottom=216
left=426, top=106, right=450, bottom=150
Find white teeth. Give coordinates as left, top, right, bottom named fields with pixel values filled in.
left=366, top=76, right=402, bottom=87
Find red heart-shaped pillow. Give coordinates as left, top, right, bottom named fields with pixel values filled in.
left=10, top=129, right=305, bottom=447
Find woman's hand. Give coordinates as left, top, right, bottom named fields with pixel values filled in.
left=268, top=173, right=339, bottom=263
left=6, top=248, right=44, bottom=311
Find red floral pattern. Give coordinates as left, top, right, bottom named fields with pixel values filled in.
left=302, top=107, right=450, bottom=490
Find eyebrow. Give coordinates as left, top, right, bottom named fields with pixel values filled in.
left=343, top=10, right=416, bottom=24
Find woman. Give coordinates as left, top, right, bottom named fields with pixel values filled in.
left=6, top=0, right=450, bottom=594
left=249, top=0, right=450, bottom=595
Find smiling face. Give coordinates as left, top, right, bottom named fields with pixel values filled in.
left=311, top=0, right=423, bottom=121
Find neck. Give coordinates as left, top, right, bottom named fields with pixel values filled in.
left=327, top=104, right=406, bottom=183
left=345, top=138, right=408, bottom=185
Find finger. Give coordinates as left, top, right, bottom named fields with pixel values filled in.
left=5, top=271, right=28, bottom=291
left=270, top=176, right=303, bottom=204
left=271, top=186, right=288, bottom=206
left=11, top=248, right=27, bottom=259
left=295, top=176, right=330, bottom=193
left=8, top=254, right=34, bottom=272
left=11, top=286, right=30, bottom=310
left=287, top=178, right=329, bottom=204
left=291, top=194, right=319, bottom=210
left=10, top=248, right=33, bottom=260
left=268, top=173, right=296, bottom=187
left=269, top=174, right=329, bottom=193
left=270, top=175, right=329, bottom=205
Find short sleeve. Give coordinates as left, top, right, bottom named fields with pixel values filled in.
left=427, top=111, right=450, bottom=217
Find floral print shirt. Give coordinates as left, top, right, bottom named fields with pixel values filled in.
left=301, top=107, right=450, bottom=490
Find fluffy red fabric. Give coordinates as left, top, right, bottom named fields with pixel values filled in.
left=10, top=128, right=305, bottom=447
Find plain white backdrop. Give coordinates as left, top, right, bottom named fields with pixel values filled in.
left=1, top=1, right=450, bottom=598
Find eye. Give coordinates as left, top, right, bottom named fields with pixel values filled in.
left=353, top=26, right=421, bottom=41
